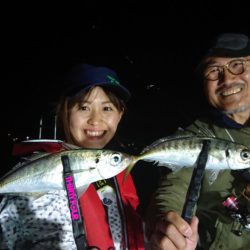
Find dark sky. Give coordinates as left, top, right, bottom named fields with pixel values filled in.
left=1, top=2, right=250, bottom=170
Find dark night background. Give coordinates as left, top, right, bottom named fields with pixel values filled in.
left=1, top=1, right=250, bottom=176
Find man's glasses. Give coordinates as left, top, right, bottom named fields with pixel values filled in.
left=204, top=59, right=250, bottom=81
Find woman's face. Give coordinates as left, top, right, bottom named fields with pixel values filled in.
left=69, top=86, right=123, bottom=148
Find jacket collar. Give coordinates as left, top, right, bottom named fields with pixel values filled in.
left=208, top=107, right=245, bottom=129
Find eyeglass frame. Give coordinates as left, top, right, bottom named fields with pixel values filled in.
left=203, top=58, right=250, bottom=81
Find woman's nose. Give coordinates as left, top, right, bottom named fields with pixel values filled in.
left=87, top=111, right=102, bottom=125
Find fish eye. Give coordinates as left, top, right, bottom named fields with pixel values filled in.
left=240, top=149, right=250, bottom=160
left=110, top=153, right=122, bottom=166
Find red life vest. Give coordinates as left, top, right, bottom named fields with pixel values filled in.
left=12, top=140, right=145, bottom=249
left=80, top=171, right=145, bottom=250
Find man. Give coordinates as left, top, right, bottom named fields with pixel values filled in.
left=146, top=33, right=250, bottom=250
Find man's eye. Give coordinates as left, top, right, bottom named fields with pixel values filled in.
left=231, top=61, right=243, bottom=69
left=207, top=67, right=219, bottom=74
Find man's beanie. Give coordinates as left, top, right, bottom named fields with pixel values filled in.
left=205, top=33, right=250, bottom=58
left=196, top=33, right=250, bottom=74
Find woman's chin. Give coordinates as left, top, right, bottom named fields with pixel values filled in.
left=81, top=139, right=107, bottom=149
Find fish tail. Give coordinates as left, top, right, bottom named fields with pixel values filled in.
left=136, top=151, right=160, bottom=165
left=122, top=157, right=140, bottom=184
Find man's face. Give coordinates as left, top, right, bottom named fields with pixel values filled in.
left=203, top=56, right=250, bottom=116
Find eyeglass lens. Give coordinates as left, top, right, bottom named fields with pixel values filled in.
left=205, top=59, right=249, bottom=81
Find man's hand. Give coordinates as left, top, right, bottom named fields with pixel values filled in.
left=149, top=211, right=199, bottom=250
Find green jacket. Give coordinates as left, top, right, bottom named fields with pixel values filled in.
left=146, top=117, right=250, bottom=250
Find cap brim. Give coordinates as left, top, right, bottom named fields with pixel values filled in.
left=65, top=82, right=131, bottom=102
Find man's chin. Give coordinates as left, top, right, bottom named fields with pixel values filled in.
left=221, top=103, right=250, bottom=115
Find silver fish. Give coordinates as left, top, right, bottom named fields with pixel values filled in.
left=0, top=149, right=136, bottom=196
left=139, top=134, right=250, bottom=170
left=125, top=134, right=250, bottom=183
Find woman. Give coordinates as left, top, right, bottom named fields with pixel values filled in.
left=0, top=64, right=145, bottom=249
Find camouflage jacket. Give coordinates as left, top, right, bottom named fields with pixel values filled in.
left=146, top=116, right=250, bottom=250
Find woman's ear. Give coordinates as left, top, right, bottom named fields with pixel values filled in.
left=118, top=110, right=124, bottom=122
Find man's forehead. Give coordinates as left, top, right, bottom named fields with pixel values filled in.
left=204, top=56, right=250, bottom=66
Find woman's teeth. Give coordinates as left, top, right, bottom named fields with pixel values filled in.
left=86, top=130, right=104, bottom=137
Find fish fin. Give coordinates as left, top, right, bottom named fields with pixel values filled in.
left=21, top=152, right=51, bottom=162
left=162, top=163, right=180, bottom=172
left=156, top=162, right=182, bottom=173
left=0, top=152, right=52, bottom=181
left=136, top=157, right=180, bottom=172
left=123, top=165, right=133, bottom=184
left=177, top=127, right=185, bottom=131
left=4, top=192, right=46, bottom=198
left=122, top=160, right=138, bottom=184
left=207, top=169, right=220, bottom=185
left=30, top=193, right=47, bottom=199
left=141, top=132, right=194, bottom=154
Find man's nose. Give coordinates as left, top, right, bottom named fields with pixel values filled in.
left=219, top=66, right=236, bottom=84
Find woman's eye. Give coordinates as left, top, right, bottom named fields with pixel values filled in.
left=103, top=106, right=112, bottom=111
left=80, top=106, right=88, bottom=111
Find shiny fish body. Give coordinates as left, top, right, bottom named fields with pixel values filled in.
left=138, top=134, right=250, bottom=171
left=0, top=149, right=135, bottom=195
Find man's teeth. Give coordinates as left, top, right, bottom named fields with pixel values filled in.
left=221, top=87, right=242, bottom=96
left=86, top=130, right=104, bottom=137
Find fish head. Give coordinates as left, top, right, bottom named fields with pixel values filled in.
left=65, top=149, right=137, bottom=196
left=96, top=150, right=137, bottom=180
left=227, top=145, right=250, bottom=170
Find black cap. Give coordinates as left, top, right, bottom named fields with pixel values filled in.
left=196, top=33, right=250, bottom=74
left=205, top=33, right=250, bottom=58
left=63, top=64, right=131, bottom=102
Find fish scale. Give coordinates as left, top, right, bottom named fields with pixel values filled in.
left=136, top=135, right=250, bottom=173
left=0, top=149, right=136, bottom=196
